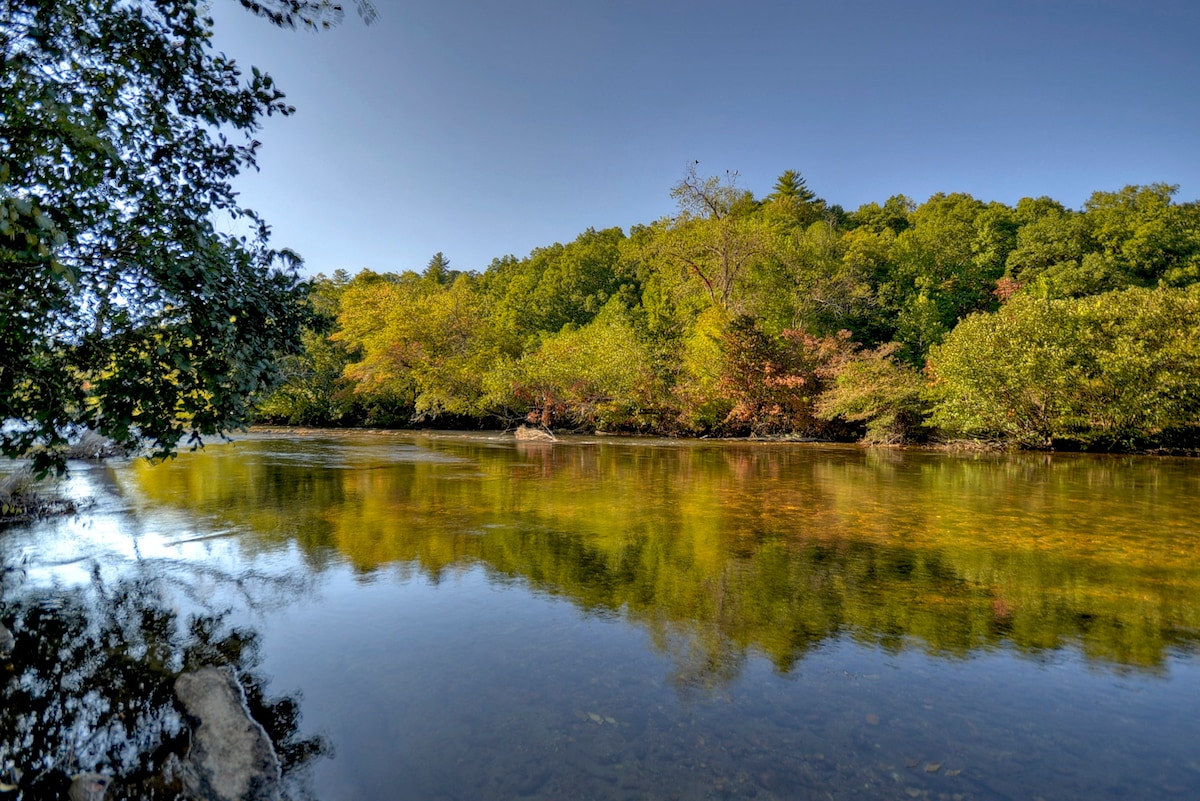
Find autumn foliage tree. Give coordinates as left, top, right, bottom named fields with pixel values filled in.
left=719, top=317, right=855, bottom=436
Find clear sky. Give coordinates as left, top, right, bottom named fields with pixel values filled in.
left=209, top=0, right=1200, bottom=277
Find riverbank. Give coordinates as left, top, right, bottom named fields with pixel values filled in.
left=247, top=424, right=1200, bottom=457
left=0, top=470, right=80, bottom=525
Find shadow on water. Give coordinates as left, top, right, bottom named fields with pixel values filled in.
left=0, top=555, right=328, bottom=800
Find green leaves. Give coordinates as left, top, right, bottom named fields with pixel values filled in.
left=264, top=165, right=1197, bottom=451
left=927, top=287, right=1200, bottom=448
left=1, top=0, right=308, bottom=474
left=482, top=303, right=658, bottom=430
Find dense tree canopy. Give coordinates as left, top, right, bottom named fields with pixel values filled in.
left=5, top=0, right=1188, bottom=460
left=258, top=170, right=1200, bottom=451
left=0, top=0, right=328, bottom=473
left=927, top=286, right=1200, bottom=448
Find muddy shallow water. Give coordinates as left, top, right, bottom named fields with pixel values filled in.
left=3, top=431, right=1200, bottom=799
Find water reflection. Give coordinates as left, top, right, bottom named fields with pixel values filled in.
left=0, top=537, right=327, bottom=799
left=7, top=434, right=1200, bottom=801
left=121, top=433, right=1200, bottom=678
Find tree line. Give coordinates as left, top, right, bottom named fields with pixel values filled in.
left=254, top=170, right=1198, bottom=450
left=4, top=1, right=1194, bottom=470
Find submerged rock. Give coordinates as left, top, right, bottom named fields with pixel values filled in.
left=515, top=425, right=556, bottom=442
left=68, top=773, right=112, bottom=801
left=0, top=623, right=13, bottom=657
left=175, top=667, right=281, bottom=801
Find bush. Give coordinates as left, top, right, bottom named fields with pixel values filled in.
left=926, top=286, right=1200, bottom=448
left=0, top=467, right=75, bottom=522
left=815, top=343, right=929, bottom=444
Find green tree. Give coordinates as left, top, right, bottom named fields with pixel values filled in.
left=483, top=303, right=659, bottom=430
left=763, top=169, right=825, bottom=228
left=256, top=272, right=362, bottom=425
left=1070, top=286, right=1200, bottom=443
left=661, top=305, right=728, bottom=432
left=927, top=295, right=1094, bottom=447
left=406, top=275, right=501, bottom=419
left=237, top=0, right=377, bottom=29
left=814, top=342, right=929, bottom=444
left=1083, top=184, right=1200, bottom=288
left=1004, top=204, right=1093, bottom=294
left=330, top=271, right=422, bottom=420
left=334, top=270, right=503, bottom=421
left=486, top=227, right=629, bottom=346
left=849, top=195, right=915, bottom=234
left=771, top=221, right=877, bottom=337
left=648, top=168, right=771, bottom=314
left=881, top=193, right=1014, bottom=358
left=1, top=0, right=319, bottom=474
left=927, top=287, right=1200, bottom=448
left=767, top=169, right=817, bottom=205
left=422, top=251, right=454, bottom=286
left=1007, top=186, right=1200, bottom=300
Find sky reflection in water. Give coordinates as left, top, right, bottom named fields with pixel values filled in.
left=4, top=432, right=1200, bottom=800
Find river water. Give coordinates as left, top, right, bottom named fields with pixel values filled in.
left=2, top=431, right=1200, bottom=800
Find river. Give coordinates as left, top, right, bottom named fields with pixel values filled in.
left=2, top=431, right=1199, bottom=799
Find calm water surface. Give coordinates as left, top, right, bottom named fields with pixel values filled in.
left=3, top=431, right=1200, bottom=800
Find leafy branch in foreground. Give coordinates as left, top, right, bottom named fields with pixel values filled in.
left=1, top=0, right=316, bottom=475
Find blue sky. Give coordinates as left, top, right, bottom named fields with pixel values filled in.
left=210, top=0, right=1200, bottom=277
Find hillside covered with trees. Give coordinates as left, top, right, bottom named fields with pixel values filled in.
left=258, top=169, right=1200, bottom=451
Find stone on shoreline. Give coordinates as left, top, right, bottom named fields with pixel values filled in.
left=175, top=667, right=281, bottom=801
left=0, top=623, right=13, bottom=658
left=515, top=425, right=556, bottom=442
left=68, top=773, right=112, bottom=801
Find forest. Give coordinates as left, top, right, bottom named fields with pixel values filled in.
left=257, top=169, right=1200, bottom=451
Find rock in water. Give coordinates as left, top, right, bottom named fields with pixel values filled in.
left=175, top=667, right=282, bottom=801
left=515, top=425, right=556, bottom=441
left=0, top=623, right=13, bottom=657
left=68, top=773, right=112, bottom=801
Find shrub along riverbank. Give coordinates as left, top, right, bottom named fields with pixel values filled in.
left=256, top=173, right=1200, bottom=452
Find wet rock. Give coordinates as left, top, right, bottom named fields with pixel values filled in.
left=68, top=773, right=112, bottom=801
left=175, top=667, right=281, bottom=801
left=0, top=623, right=13, bottom=657
left=515, top=425, right=556, bottom=442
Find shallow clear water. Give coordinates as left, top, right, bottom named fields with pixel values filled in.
left=3, top=431, right=1200, bottom=800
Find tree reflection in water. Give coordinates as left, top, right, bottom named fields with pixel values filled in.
left=121, top=434, right=1200, bottom=688
left=0, top=562, right=327, bottom=801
